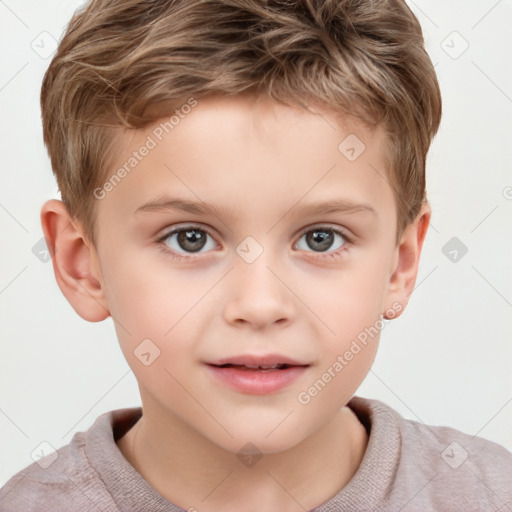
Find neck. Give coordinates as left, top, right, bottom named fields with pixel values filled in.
left=117, top=400, right=367, bottom=512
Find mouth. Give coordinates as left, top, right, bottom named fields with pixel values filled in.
left=206, top=354, right=310, bottom=368
left=204, top=355, right=310, bottom=395
left=209, top=363, right=299, bottom=372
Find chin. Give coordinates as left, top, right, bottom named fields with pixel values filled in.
left=209, top=421, right=309, bottom=457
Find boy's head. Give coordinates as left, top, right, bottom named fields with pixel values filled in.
left=40, top=0, right=441, bottom=455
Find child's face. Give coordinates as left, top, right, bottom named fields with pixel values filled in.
left=85, top=93, right=415, bottom=453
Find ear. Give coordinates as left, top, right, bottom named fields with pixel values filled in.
left=382, top=202, right=431, bottom=319
left=40, top=199, right=110, bottom=322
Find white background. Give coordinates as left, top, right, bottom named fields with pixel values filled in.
left=1, top=0, right=511, bottom=487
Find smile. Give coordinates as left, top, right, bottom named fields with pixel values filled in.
left=204, top=363, right=309, bottom=395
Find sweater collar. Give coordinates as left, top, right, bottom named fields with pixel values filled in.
left=85, top=396, right=401, bottom=511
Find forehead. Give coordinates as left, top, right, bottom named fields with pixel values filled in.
left=95, top=94, right=395, bottom=239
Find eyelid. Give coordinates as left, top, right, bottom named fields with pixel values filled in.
left=156, top=222, right=217, bottom=241
left=295, top=223, right=353, bottom=244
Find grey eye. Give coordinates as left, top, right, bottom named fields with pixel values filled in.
left=296, top=228, right=346, bottom=253
left=164, top=228, right=215, bottom=253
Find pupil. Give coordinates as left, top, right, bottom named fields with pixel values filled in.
left=307, top=230, right=333, bottom=252
left=178, top=230, right=206, bottom=252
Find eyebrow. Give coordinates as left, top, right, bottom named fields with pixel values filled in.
left=134, top=196, right=377, bottom=219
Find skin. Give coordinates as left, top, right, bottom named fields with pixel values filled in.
left=41, top=93, right=430, bottom=512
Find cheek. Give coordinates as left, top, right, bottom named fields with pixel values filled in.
left=299, top=255, right=389, bottom=392
left=101, top=251, right=221, bottom=374
left=296, top=268, right=386, bottom=417
left=104, top=262, right=203, bottom=404
left=308, top=258, right=390, bottom=335
left=103, top=248, right=208, bottom=332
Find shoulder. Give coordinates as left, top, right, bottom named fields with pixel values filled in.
left=349, top=396, right=512, bottom=511
left=399, top=413, right=512, bottom=510
left=395, top=403, right=512, bottom=471
left=0, top=414, right=120, bottom=512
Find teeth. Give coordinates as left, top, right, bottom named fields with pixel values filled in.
left=244, top=364, right=282, bottom=369
left=217, top=363, right=289, bottom=369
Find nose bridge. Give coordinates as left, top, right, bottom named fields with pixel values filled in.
left=222, top=239, right=295, bottom=328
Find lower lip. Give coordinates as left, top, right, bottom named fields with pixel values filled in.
left=204, top=364, right=309, bottom=395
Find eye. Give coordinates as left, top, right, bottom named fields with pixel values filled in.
left=158, top=226, right=217, bottom=258
left=294, top=226, right=349, bottom=260
left=156, top=224, right=351, bottom=262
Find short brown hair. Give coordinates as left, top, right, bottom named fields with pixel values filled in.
left=41, top=0, right=442, bottom=246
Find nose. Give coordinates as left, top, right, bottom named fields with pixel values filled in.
left=222, top=252, right=296, bottom=330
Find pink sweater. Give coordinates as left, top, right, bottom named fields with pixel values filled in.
left=1, top=396, right=511, bottom=511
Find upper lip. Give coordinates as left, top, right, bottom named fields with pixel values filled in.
left=206, top=354, right=310, bottom=368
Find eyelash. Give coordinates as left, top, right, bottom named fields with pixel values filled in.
left=156, top=224, right=352, bottom=263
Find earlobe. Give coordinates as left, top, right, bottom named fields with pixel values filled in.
left=383, top=202, right=431, bottom=319
left=40, top=199, right=110, bottom=322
